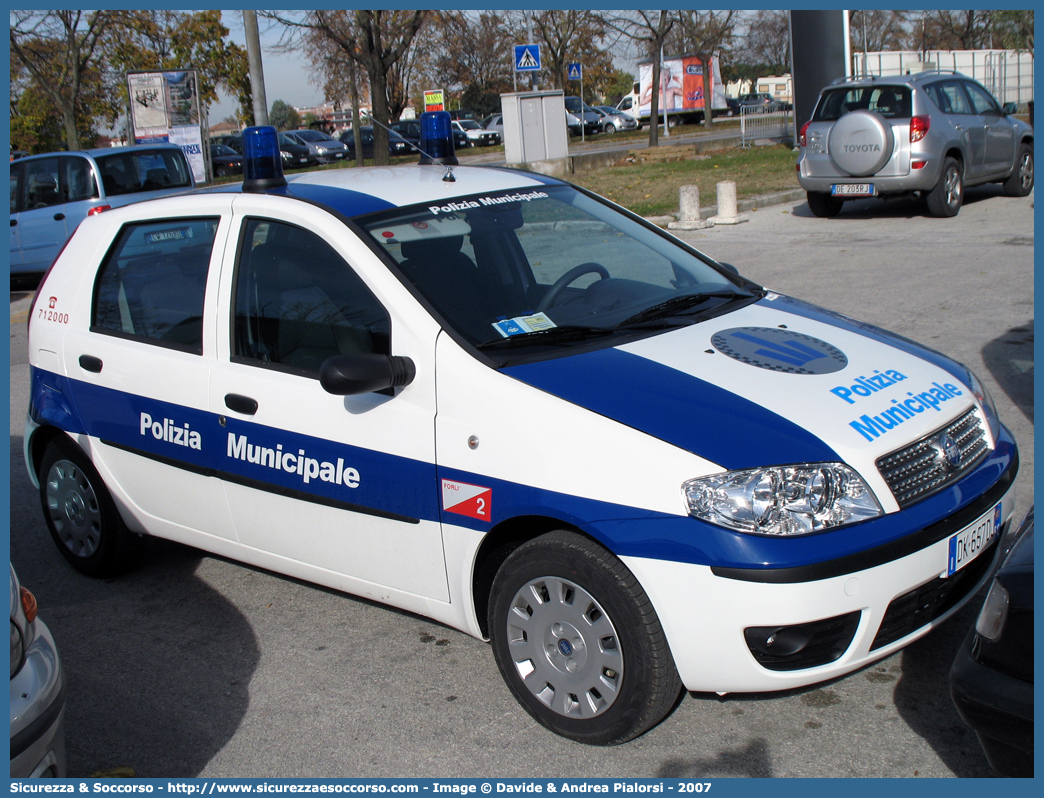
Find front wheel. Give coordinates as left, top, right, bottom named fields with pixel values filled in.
left=1002, top=143, right=1034, bottom=196
left=38, top=437, right=142, bottom=578
left=926, top=156, right=963, bottom=217
left=488, top=530, right=683, bottom=745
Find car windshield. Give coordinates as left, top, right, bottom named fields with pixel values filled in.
left=458, top=120, right=482, bottom=130
left=295, top=130, right=334, bottom=142
left=362, top=184, right=757, bottom=360
left=814, top=85, right=912, bottom=121
left=211, top=144, right=237, bottom=156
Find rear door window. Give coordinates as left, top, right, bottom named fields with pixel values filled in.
left=92, top=217, right=218, bottom=352
left=924, top=80, right=973, bottom=115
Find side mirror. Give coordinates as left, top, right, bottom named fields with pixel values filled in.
left=1002, top=102, right=1018, bottom=116
left=320, top=353, right=416, bottom=396
left=717, top=261, right=740, bottom=276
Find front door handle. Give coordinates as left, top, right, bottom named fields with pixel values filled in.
left=53, top=213, right=65, bottom=221
left=224, top=393, right=258, bottom=415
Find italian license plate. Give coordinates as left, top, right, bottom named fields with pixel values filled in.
left=946, top=503, right=1002, bottom=576
left=832, top=183, right=875, bottom=196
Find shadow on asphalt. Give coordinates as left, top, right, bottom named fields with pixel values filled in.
left=982, top=321, right=1035, bottom=425
left=9, top=441, right=260, bottom=777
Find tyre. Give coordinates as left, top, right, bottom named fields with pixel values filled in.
left=807, top=191, right=843, bottom=218
left=926, top=156, right=963, bottom=217
left=1002, top=143, right=1034, bottom=197
left=488, top=530, right=682, bottom=745
left=39, top=437, right=142, bottom=578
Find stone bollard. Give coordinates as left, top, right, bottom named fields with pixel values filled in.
left=667, top=184, right=712, bottom=230
left=708, top=180, right=748, bottom=225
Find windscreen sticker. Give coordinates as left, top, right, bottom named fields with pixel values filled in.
left=492, top=312, right=556, bottom=338
left=442, top=479, right=491, bottom=521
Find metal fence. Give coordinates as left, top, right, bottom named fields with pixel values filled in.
left=738, top=107, right=794, bottom=147
left=852, top=49, right=1034, bottom=107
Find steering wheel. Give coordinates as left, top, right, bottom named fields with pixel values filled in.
left=536, top=263, right=610, bottom=311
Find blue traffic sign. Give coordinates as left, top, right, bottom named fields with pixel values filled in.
left=514, top=44, right=540, bottom=72
left=567, top=63, right=582, bottom=80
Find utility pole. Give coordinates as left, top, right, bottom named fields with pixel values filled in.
left=243, top=10, right=269, bottom=126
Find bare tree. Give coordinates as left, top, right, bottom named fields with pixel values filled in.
left=10, top=10, right=123, bottom=150
left=669, top=10, right=736, bottom=125
left=604, top=10, right=676, bottom=147
left=920, top=10, right=994, bottom=50
left=849, top=10, right=910, bottom=55
left=265, top=10, right=429, bottom=165
left=741, top=9, right=789, bottom=73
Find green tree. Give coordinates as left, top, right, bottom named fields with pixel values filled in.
left=10, top=10, right=124, bottom=150
left=268, top=100, right=301, bottom=131
left=103, top=11, right=250, bottom=123
left=605, top=69, right=636, bottom=106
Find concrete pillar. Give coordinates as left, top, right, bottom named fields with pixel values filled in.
left=709, top=180, right=748, bottom=225
left=667, top=184, right=712, bottom=230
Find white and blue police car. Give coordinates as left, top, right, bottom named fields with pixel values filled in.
left=24, top=119, right=1018, bottom=745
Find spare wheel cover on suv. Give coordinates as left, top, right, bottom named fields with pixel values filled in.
left=827, top=110, right=894, bottom=176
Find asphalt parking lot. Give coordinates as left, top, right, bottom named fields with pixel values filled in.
left=7, top=183, right=1033, bottom=779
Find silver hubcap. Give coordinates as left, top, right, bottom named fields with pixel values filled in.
left=944, top=166, right=962, bottom=207
left=1019, top=153, right=1033, bottom=190
left=45, top=459, right=102, bottom=558
left=505, top=576, right=623, bottom=719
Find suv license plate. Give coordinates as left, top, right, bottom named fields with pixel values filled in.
left=832, top=184, right=874, bottom=196
left=946, top=503, right=1002, bottom=576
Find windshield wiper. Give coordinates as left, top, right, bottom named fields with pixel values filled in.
left=618, top=290, right=753, bottom=327
left=477, top=324, right=616, bottom=350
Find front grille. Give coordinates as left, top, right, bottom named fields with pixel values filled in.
left=876, top=408, right=990, bottom=507
left=870, top=535, right=998, bottom=651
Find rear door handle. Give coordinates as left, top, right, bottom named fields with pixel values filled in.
left=78, top=355, right=103, bottom=373
left=224, top=393, right=258, bottom=415
left=53, top=213, right=65, bottom=221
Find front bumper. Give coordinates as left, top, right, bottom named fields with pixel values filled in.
left=622, top=479, right=1016, bottom=694
left=10, top=619, right=67, bottom=778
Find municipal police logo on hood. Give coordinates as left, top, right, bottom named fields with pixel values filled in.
left=711, top=327, right=848, bottom=375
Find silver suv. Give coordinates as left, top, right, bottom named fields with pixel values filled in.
left=797, top=71, right=1034, bottom=217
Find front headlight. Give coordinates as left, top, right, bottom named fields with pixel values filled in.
left=966, top=369, right=1000, bottom=443
left=683, top=463, right=882, bottom=536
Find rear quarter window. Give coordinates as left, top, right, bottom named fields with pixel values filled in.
left=92, top=217, right=218, bottom=353
left=95, top=149, right=192, bottom=196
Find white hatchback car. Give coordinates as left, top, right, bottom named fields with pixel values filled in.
left=24, top=123, right=1019, bottom=745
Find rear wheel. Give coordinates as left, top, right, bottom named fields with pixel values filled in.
left=39, top=437, right=142, bottom=578
left=1002, top=143, right=1034, bottom=196
left=807, top=191, right=843, bottom=218
left=926, top=156, right=963, bottom=217
left=488, top=530, right=682, bottom=745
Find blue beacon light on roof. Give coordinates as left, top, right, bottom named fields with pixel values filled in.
left=418, top=111, right=458, bottom=167
left=242, top=125, right=286, bottom=192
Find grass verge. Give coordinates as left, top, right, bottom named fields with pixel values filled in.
left=568, top=143, right=801, bottom=217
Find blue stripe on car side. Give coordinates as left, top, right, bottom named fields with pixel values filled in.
left=502, top=347, right=839, bottom=470
left=29, top=368, right=1017, bottom=572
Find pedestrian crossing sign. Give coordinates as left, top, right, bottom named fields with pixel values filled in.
left=514, top=44, right=540, bottom=72
left=568, top=63, right=582, bottom=80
